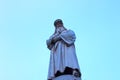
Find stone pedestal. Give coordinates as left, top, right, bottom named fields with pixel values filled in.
left=53, top=75, right=81, bottom=80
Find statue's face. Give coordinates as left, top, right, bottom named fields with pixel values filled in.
left=55, top=22, right=63, bottom=28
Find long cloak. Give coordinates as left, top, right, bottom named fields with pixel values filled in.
left=46, top=30, right=80, bottom=80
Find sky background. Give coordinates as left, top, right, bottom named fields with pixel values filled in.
left=0, top=0, right=120, bottom=80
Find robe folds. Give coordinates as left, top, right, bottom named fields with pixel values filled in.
left=46, top=29, right=80, bottom=80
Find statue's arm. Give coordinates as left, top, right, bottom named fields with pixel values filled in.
left=52, top=35, right=62, bottom=43
left=46, top=33, right=61, bottom=50
left=46, top=35, right=55, bottom=50
left=60, top=30, right=76, bottom=46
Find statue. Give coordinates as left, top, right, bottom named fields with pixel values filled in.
left=46, top=19, right=82, bottom=80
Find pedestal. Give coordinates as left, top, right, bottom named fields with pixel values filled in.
left=53, top=75, right=81, bottom=80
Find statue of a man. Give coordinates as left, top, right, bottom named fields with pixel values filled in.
left=46, top=19, right=81, bottom=80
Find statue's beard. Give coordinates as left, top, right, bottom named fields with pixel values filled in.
left=55, top=26, right=66, bottom=34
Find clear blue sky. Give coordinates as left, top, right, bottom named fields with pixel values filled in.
left=0, top=0, right=120, bottom=80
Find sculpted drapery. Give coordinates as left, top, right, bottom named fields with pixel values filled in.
left=46, top=19, right=81, bottom=80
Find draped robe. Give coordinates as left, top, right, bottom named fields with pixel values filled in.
left=46, top=29, right=80, bottom=80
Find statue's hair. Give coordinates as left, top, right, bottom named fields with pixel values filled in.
left=54, top=19, right=63, bottom=27
left=53, top=19, right=67, bottom=34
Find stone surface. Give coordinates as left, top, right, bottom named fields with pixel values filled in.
left=53, top=75, right=81, bottom=80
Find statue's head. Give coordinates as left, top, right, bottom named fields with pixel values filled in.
left=54, top=19, right=63, bottom=28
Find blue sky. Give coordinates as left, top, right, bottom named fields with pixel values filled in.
left=0, top=0, right=120, bottom=80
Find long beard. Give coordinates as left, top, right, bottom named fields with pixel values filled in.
left=55, top=27, right=66, bottom=34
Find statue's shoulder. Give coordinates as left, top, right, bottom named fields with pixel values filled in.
left=68, top=29, right=75, bottom=33
left=63, top=29, right=75, bottom=35
left=49, top=33, right=55, bottom=39
left=62, top=29, right=75, bottom=33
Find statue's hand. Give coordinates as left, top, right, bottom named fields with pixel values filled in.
left=52, top=35, right=61, bottom=43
